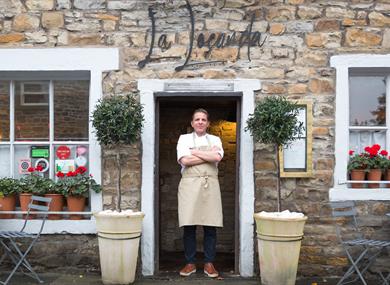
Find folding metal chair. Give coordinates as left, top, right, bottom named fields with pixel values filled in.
left=0, top=195, right=52, bottom=285
left=331, top=201, right=390, bottom=285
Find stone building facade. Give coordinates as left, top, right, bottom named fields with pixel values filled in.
left=0, top=0, right=390, bottom=279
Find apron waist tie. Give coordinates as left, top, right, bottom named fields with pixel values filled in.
left=181, top=174, right=218, bottom=189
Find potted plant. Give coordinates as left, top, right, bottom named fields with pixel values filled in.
left=364, top=144, right=387, bottom=188
left=348, top=149, right=368, bottom=188
left=56, top=166, right=101, bottom=220
left=91, top=93, right=144, bottom=285
left=18, top=166, right=52, bottom=218
left=0, top=178, right=18, bottom=219
left=246, top=96, right=307, bottom=285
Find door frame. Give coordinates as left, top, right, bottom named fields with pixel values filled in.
left=138, top=79, right=261, bottom=277
left=155, top=94, right=241, bottom=274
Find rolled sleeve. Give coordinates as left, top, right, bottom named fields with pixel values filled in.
left=177, top=135, right=191, bottom=163
left=214, top=137, right=224, bottom=159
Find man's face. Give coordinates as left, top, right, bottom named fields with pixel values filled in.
left=191, top=112, right=209, bottom=135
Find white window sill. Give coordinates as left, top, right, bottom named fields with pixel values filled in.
left=330, top=187, right=390, bottom=201
left=0, top=219, right=96, bottom=234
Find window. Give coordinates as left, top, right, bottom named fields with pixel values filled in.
left=330, top=55, right=390, bottom=201
left=0, top=48, right=119, bottom=233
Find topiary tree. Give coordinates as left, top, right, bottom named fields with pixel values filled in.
left=92, top=94, right=144, bottom=212
left=246, top=96, right=304, bottom=212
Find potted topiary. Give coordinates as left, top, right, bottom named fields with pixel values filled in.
left=91, top=93, right=144, bottom=285
left=246, top=96, right=307, bottom=285
left=0, top=178, right=18, bottom=219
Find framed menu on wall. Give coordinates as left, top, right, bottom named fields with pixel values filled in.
left=279, top=100, right=313, bottom=178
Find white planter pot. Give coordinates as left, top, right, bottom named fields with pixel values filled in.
left=254, top=213, right=307, bottom=285
left=94, top=211, right=145, bottom=285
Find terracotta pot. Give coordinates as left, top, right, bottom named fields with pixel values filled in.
left=350, top=169, right=366, bottom=188
left=45, top=194, right=64, bottom=220
left=0, top=194, right=16, bottom=219
left=367, top=169, right=382, bottom=188
left=385, top=169, right=390, bottom=188
left=67, top=196, right=86, bottom=220
left=19, top=193, right=35, bottom=219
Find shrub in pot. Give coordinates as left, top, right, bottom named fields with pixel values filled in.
left=246, top=96, right=306, bottom=285
left=0, top=178, right=18, bottom=219
left=92, top=93, right=144, bottom=285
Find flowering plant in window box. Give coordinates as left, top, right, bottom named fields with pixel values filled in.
left=348, top=144, right=388, bottom=188
left=55, top=166, right=101, bottom=198
left=56, top=166, right=101, bottom=220
left=18, top=166, right=53, bottom=217
left=19, top=166, right=53, bottom=195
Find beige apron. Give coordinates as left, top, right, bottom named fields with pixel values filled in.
left=178, top=134, right=223, bottom=227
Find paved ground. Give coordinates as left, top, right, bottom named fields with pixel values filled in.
left=0, top=272, right=384, bottom=285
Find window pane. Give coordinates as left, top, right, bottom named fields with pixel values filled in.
left=0, top=81, right=10, bottom=141
left=14, top=145, right=51, bottom=179
left=0, top=145, right=10, bottom=177
left=349, top=76, right=386, bottom=126
left=54, top=81, right=89, bottom=141
left=54, top=144, right=89, bottom=175
left=349, top=130, right=386, bottom=154
left=15, top=81, right=50, bottom=141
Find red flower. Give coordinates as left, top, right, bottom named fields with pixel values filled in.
left=380, top=150, right=388, bottom=156
left=35, top=165, right=43, bottom=172
left=76, top=166, right=87, bottom=174
left=372, top=144, right=381, bottom=151
left=27, top=167, right=35, bottom=172
left=66, top=171, right=75, bottom=177
left=56, top=171, right=65, bottom=178
left=349, top=150, right=354, bottom=155
left=364, top=146, right=371, bottom=152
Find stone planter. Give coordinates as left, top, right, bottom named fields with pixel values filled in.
left=350, top=169, right=366, bottom=188
left=94, top=211, right=145, bottom=285
left=254, top=213, right=307, bottom=285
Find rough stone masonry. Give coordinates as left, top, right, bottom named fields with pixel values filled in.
left=1, top=0, right=390, bottom=278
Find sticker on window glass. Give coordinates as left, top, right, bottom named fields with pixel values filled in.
left=18, top=158, right=31, bottom=174
left=55, top=159, right=75, bottom=173
left=75, top=156, right=87, bottom=167
left=56, top=145, right=71, bottom=160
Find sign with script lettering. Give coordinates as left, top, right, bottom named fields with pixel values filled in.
left=138, top=0, right=266, bottom=71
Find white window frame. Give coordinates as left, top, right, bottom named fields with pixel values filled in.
left=330, top=54, right=390, bottom=201
left=0, top=48, right=119, bottom=233
left=19, top=81, right=49, bottom=106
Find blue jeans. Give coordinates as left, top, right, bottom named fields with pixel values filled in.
left=183, top=225, right=216, bottom=263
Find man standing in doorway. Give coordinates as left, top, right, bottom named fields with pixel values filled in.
left=176, top=108, right=223, bottom=278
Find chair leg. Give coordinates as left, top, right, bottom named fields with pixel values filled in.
left=338, top=247, right=369, bottom=285
left=1, top=238, right=43, bottom=285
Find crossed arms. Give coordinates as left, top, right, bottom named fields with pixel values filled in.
left=179, top=146, right=222, bottom=167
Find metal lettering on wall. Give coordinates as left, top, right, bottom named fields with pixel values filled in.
left=138, top=0, right=266, bottom=71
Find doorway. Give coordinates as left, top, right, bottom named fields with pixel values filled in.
left=156, top=95, right=240, bottom=274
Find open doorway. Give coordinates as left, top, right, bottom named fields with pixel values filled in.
left=156, top=95, right=240, bottom=275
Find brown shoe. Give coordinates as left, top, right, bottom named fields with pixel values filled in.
left=204, top=262, right=219, bottom=278
left=179, top=263, right=196, bottom=277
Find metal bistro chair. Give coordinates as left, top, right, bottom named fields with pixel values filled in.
left=0, top=195, right=52, bottom=285
left=331, top=201, right=390, bottom=285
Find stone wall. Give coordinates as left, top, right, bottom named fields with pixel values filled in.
left=0, top=0, right=390, bottom=276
